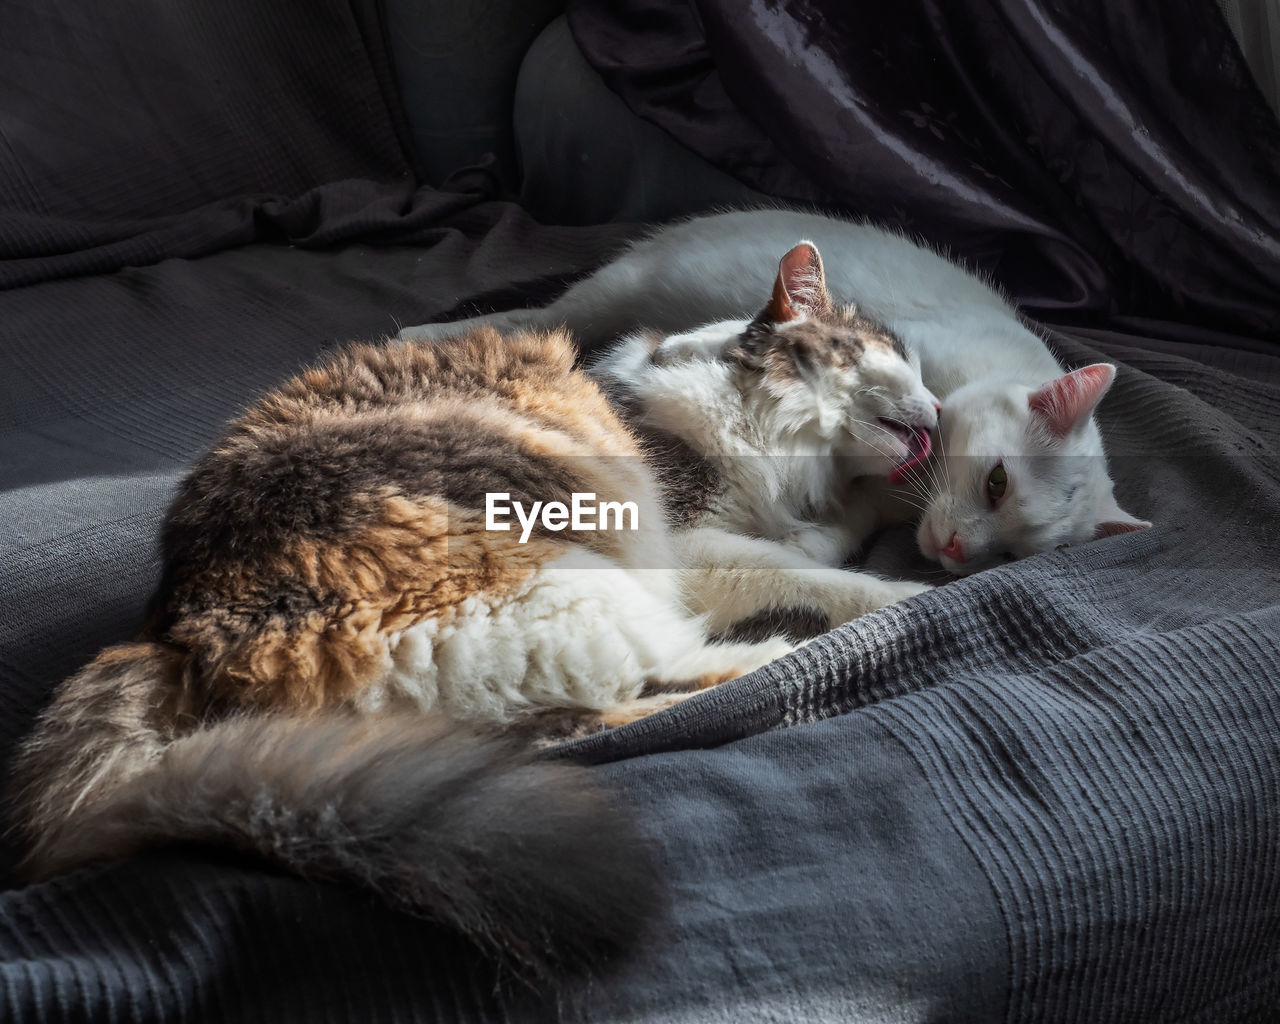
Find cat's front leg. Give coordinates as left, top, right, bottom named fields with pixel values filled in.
left=780, top=523, right=850, bottom=567
left=781, top=499, right=883, bottom=566
left=674, top=527, right=932, bottom=636
left=513, top=639, right=795, bottom=749
left=758, top=480, right=885, bottom=566
left=793, top=477, right=916, bottom=565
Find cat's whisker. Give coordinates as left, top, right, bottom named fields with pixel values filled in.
left=901, top=495, right=931, bottom=516
left=846, top=417, right=910, bottom=464
left=934, top=417, right=952, bottom=492
left=846, top=422, right=905, bottom=466
left=885, top=456, right=936, bottom=507
left=920, top=458, right=945, bottom=504
left=918, top=441, right=948, bottom=502
left=888, top=493, right=930, bottom=516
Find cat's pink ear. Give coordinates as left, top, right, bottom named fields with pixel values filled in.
left=1093, top=495, right=1151, bottom=540
left=1029, top=364, right=1116, bottom=439
left=762, top=242, right=833, bottom=323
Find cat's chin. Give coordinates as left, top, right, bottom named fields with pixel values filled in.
left=920, top=543, right=982, bottom=577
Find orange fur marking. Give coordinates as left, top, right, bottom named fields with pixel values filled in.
left=155, top=327, right=657, bottom=716
left=171, top=498, right=565, bottom=713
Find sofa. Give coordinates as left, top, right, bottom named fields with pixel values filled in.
left=2, top=1, right=1278, bottom=1021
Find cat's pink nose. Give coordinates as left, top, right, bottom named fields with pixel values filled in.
left=932, top=400, right=942, bottom=414
left=941, top=533, right=965, bottom=563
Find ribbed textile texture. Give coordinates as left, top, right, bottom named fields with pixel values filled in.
left=2, top=0, right=1278, bottom=1021
left=565, top=330, right=1280, bottom=1023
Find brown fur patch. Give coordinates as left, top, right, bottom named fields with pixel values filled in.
left=730, top=303, right=906, bottom=384
left=514, top=689, right=706, bottom=747
left=149, top=327, right=647, bottom=714
left=508, top=707, right=611, bottom=747
left=518, top=693, right=695, bottom=747
left=166, top=496, right=567, bottom=712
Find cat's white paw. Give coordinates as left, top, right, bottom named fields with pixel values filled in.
left=666, top=636, right=795, bottom=688
left=881, top=578, right=934, bottom=602
left=754, top=636, right=798, bottom=666
left=784, top=526, right=847, bottom=567
left=708, top=635, right=796, bottom=679
left=831, top=575, right=934, bottom=624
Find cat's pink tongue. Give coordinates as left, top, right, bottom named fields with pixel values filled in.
left=889, top=427, right=932, bottom=486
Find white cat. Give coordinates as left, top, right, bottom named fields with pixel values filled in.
left=402, top=208, right=1150, bottom=574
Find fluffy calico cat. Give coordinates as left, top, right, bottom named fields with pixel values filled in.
left=10, top=244, right=933, bottom=983
left=402, top=209, right=1150, bottom=573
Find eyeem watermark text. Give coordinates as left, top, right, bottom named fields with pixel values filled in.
left=486, top=492, right=640, bottom=543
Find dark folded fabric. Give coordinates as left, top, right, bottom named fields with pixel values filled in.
left=0, top=0, right=423, bottom=284
left=568, top=0, right=1280, bottom=339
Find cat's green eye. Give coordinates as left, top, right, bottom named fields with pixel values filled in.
left=986, top=462, right=1008, bottom=504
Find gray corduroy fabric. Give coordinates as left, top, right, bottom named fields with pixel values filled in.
left=1, top=0, right=1277, bottom=1018
left=561, top=329, right=1280, bottom=1022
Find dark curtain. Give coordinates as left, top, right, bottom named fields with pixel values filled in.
left=568, top=0, right=1280, bottom=339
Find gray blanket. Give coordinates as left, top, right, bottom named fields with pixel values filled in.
left=4, top=262, right=1277, bottom=1023
left=567, top=327, right=1280, bottom=1022
left=2, top=0, right=1278, bottom=1020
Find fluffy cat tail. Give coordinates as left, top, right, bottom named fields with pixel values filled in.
left=9, top=642, right=662, bottom=984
